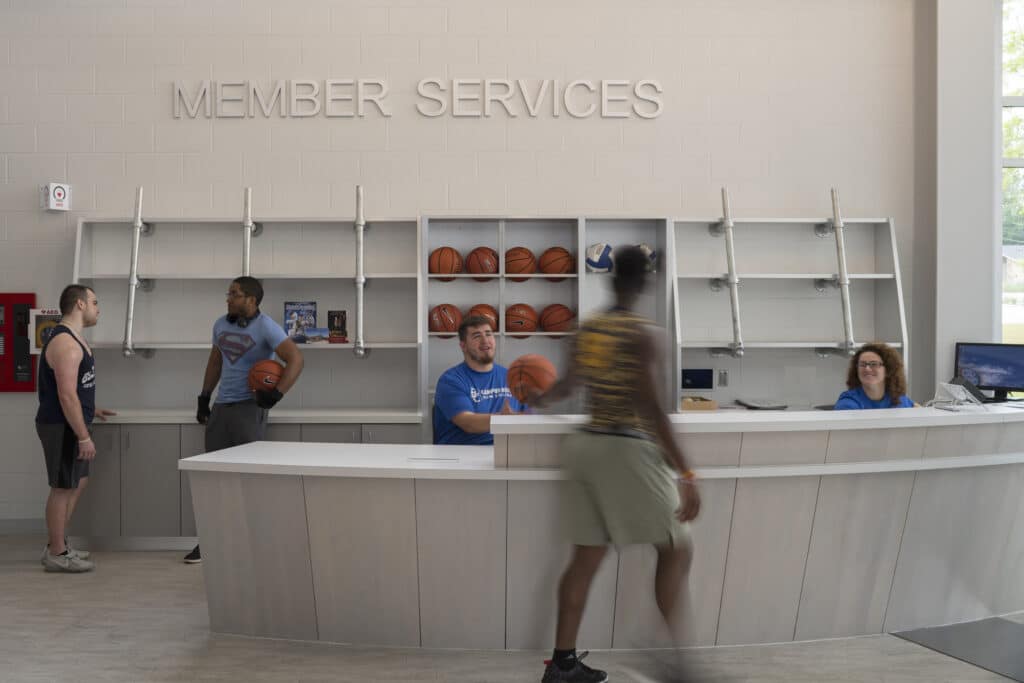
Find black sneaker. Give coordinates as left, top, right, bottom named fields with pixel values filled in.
left=541, top=651, right=608, bottom=683
left=184, top=545, right=201, bottom=564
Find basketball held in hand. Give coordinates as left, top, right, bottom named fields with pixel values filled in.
left=505, top=303, right=538, bottom=337
left=248, top=359, right=284, bottom=393
left=429, top=246, right=463, bottom=281
left=505, top=246, right=536, bottom=282
left=465, top=246, right=499, bottom=282
left=507, top=354, right=557, bottom=404
left=429, top=303, right=463, bottom=337
left=538, top=247, right=575, bottom=282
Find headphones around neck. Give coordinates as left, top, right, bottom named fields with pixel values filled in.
left=227, top=310, right=260, bottom=328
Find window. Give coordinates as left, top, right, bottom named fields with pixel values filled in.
left=1003, top=0, right=1024, bottom=341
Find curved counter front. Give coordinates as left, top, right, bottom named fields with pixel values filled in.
left=180, top=406, right=1024, bottom=650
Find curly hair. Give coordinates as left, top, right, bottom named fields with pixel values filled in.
left=845, top=342, right=908, bottom=406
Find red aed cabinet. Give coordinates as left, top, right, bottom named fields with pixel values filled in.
left=0, top=293, right=36, bottom=392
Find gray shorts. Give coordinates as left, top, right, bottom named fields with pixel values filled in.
left=36, top=422, right=91, bottom=490
left=561, top=430, right=691, bottom=549
left=205, top=400, right=267, bottom=452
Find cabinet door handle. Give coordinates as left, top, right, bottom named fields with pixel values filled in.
left=124, top=431, right=130, bottom=450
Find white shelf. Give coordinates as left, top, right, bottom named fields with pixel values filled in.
left=501, top=332, right=571, bottom=337
left=90, top=341, right=418, bottom=350
left=427, top=332, right=569, bottom=338
left=82, top=273, right=417, bottom=280
left=426, top=273, right=577, bottom=280
left=678, top=341, right=903, bottom=349
left=103, top=408, right=423, bottom=424
left=678, top=273, right=895, bottom=280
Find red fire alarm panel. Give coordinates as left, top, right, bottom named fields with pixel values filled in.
left=0, top=293, right=36, bottom=392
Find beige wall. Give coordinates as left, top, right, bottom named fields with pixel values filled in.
left=0, top=0, right=930, bottom=521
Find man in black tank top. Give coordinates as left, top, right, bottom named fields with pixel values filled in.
left=35, top=285, right=116, bottom=573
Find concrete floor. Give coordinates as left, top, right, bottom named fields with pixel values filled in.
left=0, top=535, right=1012, bottom=682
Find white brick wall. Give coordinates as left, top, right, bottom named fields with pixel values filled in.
left=0, top=0, right=933, bottom=520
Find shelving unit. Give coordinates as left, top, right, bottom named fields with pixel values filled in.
left=74, top=211, right=423, bottom=422
left=71, top=198, right=909, bottom=438
left=419, top=216, right=676, bottom=427
left=671, top=214, right=908, bottom=409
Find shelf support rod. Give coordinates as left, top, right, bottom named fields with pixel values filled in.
left=241, top=187, right=255, bottom=276
left=710, top=187, right=744, bottom=357
left=123, top=186, right=150, bottom=358
left=830, top=188, right=856, bottom=354
left=353, top=185, right=370, bottom=359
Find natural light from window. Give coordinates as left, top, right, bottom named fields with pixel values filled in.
left=1003, top=0, right=1024, bottom=341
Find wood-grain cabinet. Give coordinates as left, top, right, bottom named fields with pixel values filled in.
left=70, top=422, right=420, bottom=539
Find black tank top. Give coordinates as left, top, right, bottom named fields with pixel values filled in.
left=36, top=325, right=96, bottom=425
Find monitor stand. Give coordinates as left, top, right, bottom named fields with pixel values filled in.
left=985, top=389, right=1009, bottom=403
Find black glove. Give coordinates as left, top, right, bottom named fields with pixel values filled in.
left=197, top=392, right=211, bottom=424
left=255, top=388, right=283, bottom=410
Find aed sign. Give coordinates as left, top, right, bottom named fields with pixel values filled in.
left=40, top=183, right=71, bottom=212
left=173, top=78, right=663, bottom=120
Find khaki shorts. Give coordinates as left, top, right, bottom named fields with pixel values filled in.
left=561, top=430, right=691, bottom=548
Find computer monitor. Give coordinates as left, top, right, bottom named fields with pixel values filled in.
left=953, top=342, right=1024, bottom=402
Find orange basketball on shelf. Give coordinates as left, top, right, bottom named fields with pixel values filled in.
left=429, top=303, right=463, bottom=337
left=505, top=246, right=536, bottom=282
left=429, top=246, right=463, bottom=282
left=538, top=247, right=575, bottom=282
left=505, top=303, right=538, bottom=337
left=540, top=304, right=575, bottom=333
left=248, top=359, right=284, bottom=393
left=468, top=303, right=499, bottom=331
left=507, top=354, right=557, bottom=403
left=465, top=246, right=499, bottom=282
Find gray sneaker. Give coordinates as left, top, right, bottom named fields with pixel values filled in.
left=42, top=549, right=94, bottom=573
left=39, top=540, right=90, bottom=566
left=66, top=538, right=90, bottom=560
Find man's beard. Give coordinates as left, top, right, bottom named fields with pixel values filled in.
left=469, top=348, right=495, bottom=365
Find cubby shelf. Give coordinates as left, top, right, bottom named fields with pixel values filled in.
left=425, top=274, right=578, bottom=280
left=427, top=332, right=571, bottom=338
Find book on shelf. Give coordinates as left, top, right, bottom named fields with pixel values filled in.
left=284, top=301, right=316, bottom=343
left=302, top=327, right=330, bottom=344
left=328, top=309, right=348, bottom=343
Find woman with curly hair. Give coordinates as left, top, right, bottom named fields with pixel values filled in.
left=834, top=342, right=915, bottom=409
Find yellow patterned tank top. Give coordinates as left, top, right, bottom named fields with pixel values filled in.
left=573, top=308, right=656, bottom=439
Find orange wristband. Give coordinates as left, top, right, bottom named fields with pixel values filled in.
left=681, top=469, right=697, bottom=481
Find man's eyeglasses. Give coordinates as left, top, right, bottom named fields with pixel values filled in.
left=857, top=361, right=883, bottom=369
left=225, top=291, right=247, bottom=299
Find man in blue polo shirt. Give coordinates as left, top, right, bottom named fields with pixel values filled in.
left=433, top=315, right=523, bottom=445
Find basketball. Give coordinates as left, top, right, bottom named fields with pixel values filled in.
left=585, top=242, right=614, bottom=272
left=538, top=247, right=575, bottom=281
left=465, top=246, right=499, bottom=281
left=429, top=246, right=463, bottom=281
left=505, top=303, right=538, bottom=337
left=505, top=246, right=536, bottom=282
left=540, top=303, right=575, bottom=333
left=429, top=303, right=463, bottom=336
left=507, top=354, right=557, bottom=403
left=248, top=359, right=284, bottom=393
left=468, top=303, right=499, bottom=331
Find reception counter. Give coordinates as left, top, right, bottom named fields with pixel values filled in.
left=180, top=406, right=1024, bottom=649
